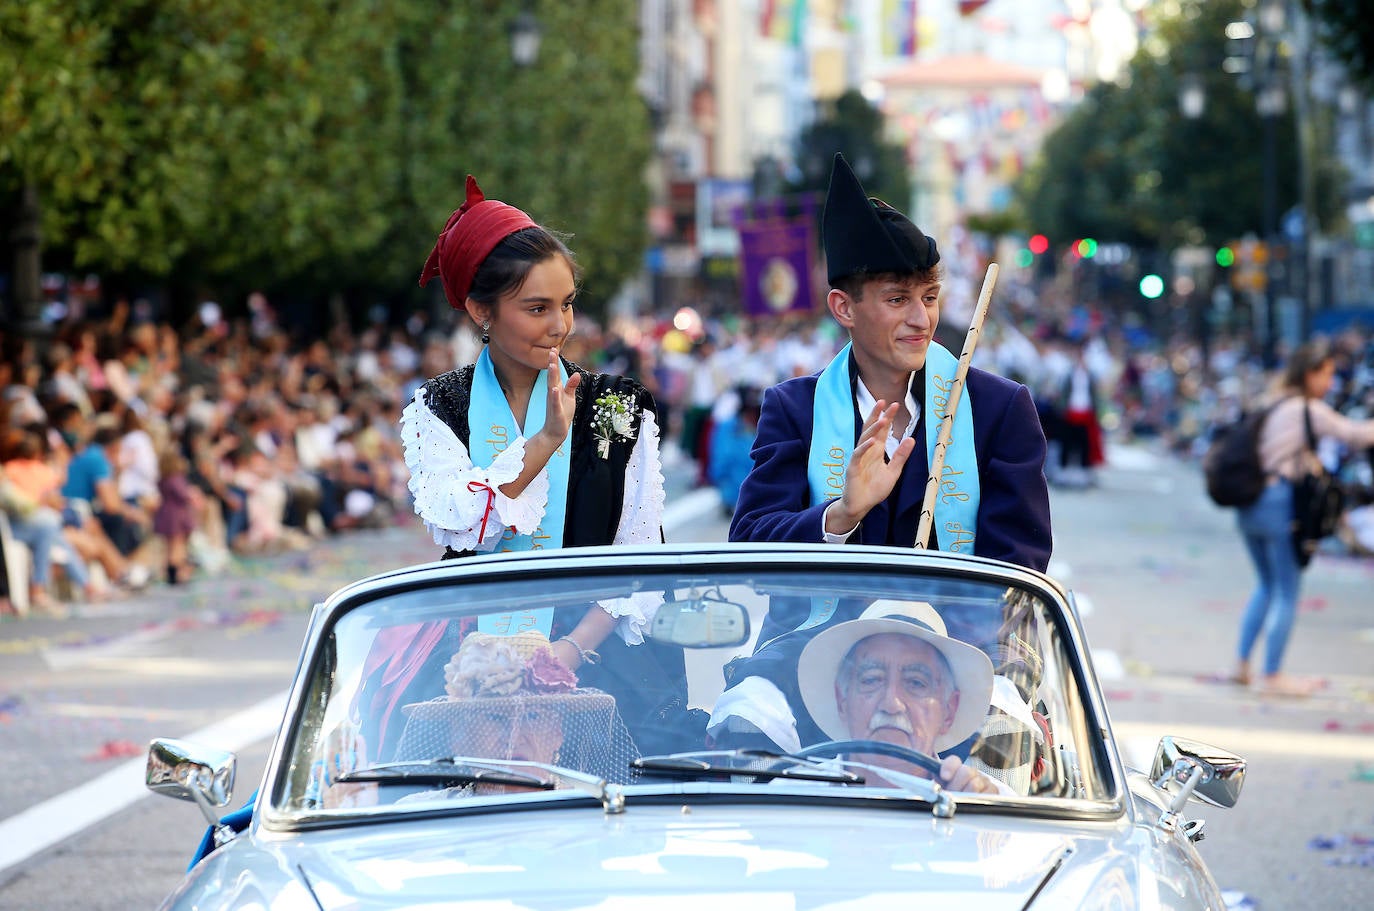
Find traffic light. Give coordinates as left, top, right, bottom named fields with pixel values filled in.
left=1215, top=246, right=1236, bottom=267
left=1139, top=274, right=1165, bottom=299
left=1028, top=234, right=1049, bottom=255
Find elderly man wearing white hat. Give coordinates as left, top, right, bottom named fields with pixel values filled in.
left=797, top=599, right=1001, bottom=795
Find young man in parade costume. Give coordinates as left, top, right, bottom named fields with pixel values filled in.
left=709, top=153, right=1052, bottom=754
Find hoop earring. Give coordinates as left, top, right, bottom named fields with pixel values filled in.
left=481, top=321, right=490, bottom=345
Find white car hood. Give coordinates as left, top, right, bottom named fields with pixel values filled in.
left=287, top=803, right=1110, bottom=910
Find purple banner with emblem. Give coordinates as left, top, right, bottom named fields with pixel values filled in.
left=736, top=213, right=816, bottom=317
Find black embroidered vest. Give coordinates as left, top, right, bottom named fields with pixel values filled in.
left=419, top=359, right=657, bottom=558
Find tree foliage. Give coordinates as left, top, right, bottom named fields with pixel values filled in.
left=0, top=0, right=648, bottom=323
left=789, top=89, right=912, bottom=207
left=1304, top=0, right=1374, bottom=91
left=1016, top=0, right=1341, bottom=252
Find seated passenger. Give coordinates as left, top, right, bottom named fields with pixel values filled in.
left=797, top=600, right=1002, bottom=794
left=388, top=631, right=640, bottom=801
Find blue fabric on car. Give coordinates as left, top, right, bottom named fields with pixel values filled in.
left=188, top=791, right=256, bottom=871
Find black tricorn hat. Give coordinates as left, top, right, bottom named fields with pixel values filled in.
left=822, top=152, right=939, bottom=284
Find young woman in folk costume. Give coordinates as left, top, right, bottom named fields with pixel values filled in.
left=359, top=176, right=688, bottom=762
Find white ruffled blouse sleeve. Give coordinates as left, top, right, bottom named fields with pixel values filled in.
left=401, top=388, right=550, bottom=552
left=598, top=409, right=668, bottom=645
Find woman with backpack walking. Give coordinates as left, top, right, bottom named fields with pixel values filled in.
left=1230, top=339, right=1374, bottom=696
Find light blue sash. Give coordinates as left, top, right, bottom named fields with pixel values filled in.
left=468, top=348, right=570, bottom=636
left=801, top=342, right=980, bottom=629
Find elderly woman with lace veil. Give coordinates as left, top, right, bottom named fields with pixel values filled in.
left=357, top=176, right=688, bottom=763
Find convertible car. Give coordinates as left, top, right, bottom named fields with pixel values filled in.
left=147, top=543, right=1244, bottom=910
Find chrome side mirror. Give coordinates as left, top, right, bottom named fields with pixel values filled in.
left=147, top=738, right=237, bottom=831
left=1149, top=736, right=1245, bottom=836
left=649, top=595, right=750, bottom=648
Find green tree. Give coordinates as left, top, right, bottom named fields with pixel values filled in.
left=1017, top=0, right=1341, bottom=253
left=1, top=0, right=649, bottom=329
left=1304, top=0, right=1374, bottom=90
left=789, top=89, right=911, bottom=207
left=0, top=0, right=109, bottom=328
left=383, top=0, right=650, bottom=321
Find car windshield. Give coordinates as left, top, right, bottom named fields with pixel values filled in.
left=269, top=552, right=1114, bottom=819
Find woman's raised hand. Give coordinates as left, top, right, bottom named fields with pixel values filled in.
left=538, top=347, right=582, bottom=445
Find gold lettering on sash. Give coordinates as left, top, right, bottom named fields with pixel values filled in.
left=515, top=614, right=538, bottom=632
left=931, top=372, right=953, bottom=421
left=487, top=424, right=509, bottom=453
left=824, top=446, right=846, bottom=492
left=531, top=528, right=552, bottom=549
left=492, top=614, right=513, bottom=635
left=940, top=464, right=970, bottom=504
left=943, top=521, right=975, bottom=551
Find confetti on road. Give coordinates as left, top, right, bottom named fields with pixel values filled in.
left=83, top=739, right=145, bottom=762
left=1220, top=890, right=1257, bottom=910
left=0, top=695, right=23, bottom=721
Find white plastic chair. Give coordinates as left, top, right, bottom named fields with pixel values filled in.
left=0, top=511, right=32, bottom=616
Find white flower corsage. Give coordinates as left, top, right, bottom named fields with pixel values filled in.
left=592, top=391, right=638, bottom=459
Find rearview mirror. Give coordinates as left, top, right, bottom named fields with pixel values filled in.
left=650, top=596, right=750, bottom=648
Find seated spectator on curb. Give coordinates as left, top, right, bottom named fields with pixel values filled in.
left=0, top=428, right=98, bottom=602
left=63, top=421, right=151, bottom=558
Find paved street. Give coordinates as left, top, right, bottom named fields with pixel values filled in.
left=1, top=443, right=1372, bottom=909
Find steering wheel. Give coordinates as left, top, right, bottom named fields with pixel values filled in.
left=793, top=739, right=944, bottom=778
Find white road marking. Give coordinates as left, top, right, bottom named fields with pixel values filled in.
left=2, top=497, right=719, bottom=875
left=662, top=487, right=722, bottom=531
left=1105, top=445, right=1163, bottom=471
left=1093, top=648, right=1125, bottom=680
left=0, top=692, right=285, bottom=875
left=1115, top=720, right=1374, bottom=765
left=1072, top=592, right=1094, bottom=618
left=42, top=624, right=176, bottom=671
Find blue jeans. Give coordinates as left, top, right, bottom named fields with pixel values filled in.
left=1235, top=480, right=1302, bottom=675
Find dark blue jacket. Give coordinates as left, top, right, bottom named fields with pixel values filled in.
left=729, top=366, right=1052, bottom=572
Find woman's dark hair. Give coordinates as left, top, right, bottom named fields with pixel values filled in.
left=467, top=227, right=581, bottom=307
left=1280, top=337, right=1334, bottom=394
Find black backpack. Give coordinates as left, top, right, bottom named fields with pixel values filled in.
left=1202, top=402, right=1279, bottom=508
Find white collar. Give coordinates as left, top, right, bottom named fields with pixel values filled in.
left=855, top=372, right=920, bottom=457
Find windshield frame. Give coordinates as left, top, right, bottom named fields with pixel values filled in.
left=253, top=544, right=1128, bottom=834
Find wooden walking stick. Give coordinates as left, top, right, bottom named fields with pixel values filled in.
left=914, top=262, right=1000, bottom=550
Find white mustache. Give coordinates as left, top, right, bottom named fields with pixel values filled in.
left=868, top=711, right=914, bottom=735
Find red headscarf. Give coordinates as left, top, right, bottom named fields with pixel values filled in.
left=419, top=175, right=538, bottom=311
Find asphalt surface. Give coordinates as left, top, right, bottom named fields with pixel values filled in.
left=1, top=442, right=1372, bottom=909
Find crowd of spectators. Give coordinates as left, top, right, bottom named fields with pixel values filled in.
left=4, top=280, right=1373, bottom=616
left=0, top=295, right=439, bottom=615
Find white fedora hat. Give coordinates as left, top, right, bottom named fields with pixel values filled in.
left=797, top=600, right=994, bottom=753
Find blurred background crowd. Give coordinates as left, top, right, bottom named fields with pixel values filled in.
left=4, top=276, right=1372, bottom=615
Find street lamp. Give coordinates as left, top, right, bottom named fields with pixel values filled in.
left=1257, top=0, right=1285, bottom=37
left=1256, top=0, right=1285, bottom=368
left=1178, top=74, right=1208, bottom=367
left=1178, top=74, right=1205, bottom=120
left=508, top=7, right=542, bottom=67
left=1226, top=0, right=1287, bottom=367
